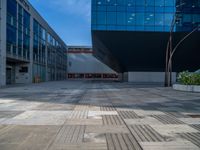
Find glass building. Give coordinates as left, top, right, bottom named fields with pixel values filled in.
left=0, top=0, right=67, bottom=86
left=92, top=0, right=200, bottom=82
left=92, top=0, right=200, bottom=32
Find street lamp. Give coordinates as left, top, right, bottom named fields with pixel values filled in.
left=165, top=2, right=186, bottom=87
left=167, top=24, right=200, bottom=86
left=165, top=7, right=200, bottom=87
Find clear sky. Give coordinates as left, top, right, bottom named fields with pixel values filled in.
left=29, top=0, right=92, bottom=46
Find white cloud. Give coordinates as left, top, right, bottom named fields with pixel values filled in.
left=49, top=0, right=91, bottom=21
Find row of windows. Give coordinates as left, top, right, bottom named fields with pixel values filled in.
left=33, top=20, right=46, bottom=64
left=93, top=0, right=176, bottom=7
left=93, top=6, right=176, bottom=13
left=93, top=12, right=200, bottom=26
left=6, top=0, right=67, bottom=65
left=92, top=24, right=200, bottom=32
left=93, top=0, right=200, bottom=7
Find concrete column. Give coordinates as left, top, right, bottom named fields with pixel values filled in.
left=45, top=32, right=48, bottom=81
left=29, top=14, right=33, bottom=83
left=0, top=0, right=7, bottom=87
left=123, top=72, right=128, bottom=82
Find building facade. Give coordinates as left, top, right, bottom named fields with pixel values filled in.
left=67, top=46, right=118, bottom=80
left=0, top=0, right=67, bottom=86
left=92, top=0, right=200, bottom=82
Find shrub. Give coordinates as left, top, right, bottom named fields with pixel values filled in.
left=178, top=71, right=200, bottom=85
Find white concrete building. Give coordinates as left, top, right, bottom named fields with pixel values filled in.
left=67, top=46, right=118, bottom=80
left=0, top=0, right=67, bottom=87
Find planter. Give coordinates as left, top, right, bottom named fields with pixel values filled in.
left=173, top=84, right=200, bottom=93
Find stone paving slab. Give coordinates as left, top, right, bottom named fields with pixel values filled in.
left=64, top=119, right=103, bottom=125
left=179, top=118, right=200, bottom=124
left=2, top=111, right=70, bottom=125
left=0, top=81, right=200, bottom=150
left=140, top=141, right=200, bottom=150
left=124, top=117, right=163, bottom=125
left=85, top=125, right=129, bottom=134
left=150, top=125, right=199, bottom=136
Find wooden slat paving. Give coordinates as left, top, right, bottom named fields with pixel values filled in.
left=118, top=111, right=141, bottom=119
left=102, top=115, right=124, bottom=125
left=178, top=132, right=200, bottom=148
left=54, top=125, right=85, bottom=144
left=151, top=115, right=184, bottom=124
left=106, top=133, right=142, bottom=150
left=128, top=125, right=165, bottom=142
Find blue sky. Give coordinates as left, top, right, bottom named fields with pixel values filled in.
left=29, top=0, right=92, bottom=46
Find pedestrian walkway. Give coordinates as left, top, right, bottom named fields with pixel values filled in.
left=0, top=81, right=200, bottom=150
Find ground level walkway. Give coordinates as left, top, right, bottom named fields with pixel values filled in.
left=0, top=81, right=200, bottom=150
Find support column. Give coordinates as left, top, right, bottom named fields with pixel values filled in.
left=0, top=0, right=7, bottom=87
left=29, top=14, right=33, bottom=83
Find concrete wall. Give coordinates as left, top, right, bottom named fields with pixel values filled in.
left=0, top=0, right=7, bottom=87
left=128, top=72, right=177, bottom=83
left=68, top=52, right=116, bottom=74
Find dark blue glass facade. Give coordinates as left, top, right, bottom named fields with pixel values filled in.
left=7, top=0, right=30, bottom=60
left=7, top=0, right=17, bottom=54
left=92, top=0, right=200, bottom=32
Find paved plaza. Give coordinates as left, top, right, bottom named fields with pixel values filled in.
left=0, top=81, right=200, bottom=150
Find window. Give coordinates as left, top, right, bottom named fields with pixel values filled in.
left=136, top=13, right=144, bottom=25
left=165, top=0, right=175, bottom=7
left=146, top=0, right=155, bottom=6
left=97, top=12, right=106, bottom=24
left=117, top=12, right=126, bottom=25
left=19, top=67, right=28, bottom=73
left=145, top=13, right=155, bottom=25
left=164, top=13, right=173, bottom=26
left=107, top=12, right=116, bottom=25
left=155, top=14, right=164, bottom=26
left=155, top=0, right=164, bottom=7
left=136, top=0, right=145, bottom=6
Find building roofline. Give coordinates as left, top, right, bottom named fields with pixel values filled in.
left=24, top=0, right=67, bottom=47
left=68, top=45, right=92, bottom=49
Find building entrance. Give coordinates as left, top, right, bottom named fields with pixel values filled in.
left=6, top=66, right=15, bottom=84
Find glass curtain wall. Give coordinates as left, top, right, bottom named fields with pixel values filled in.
left=92, top=0, right=200, bottom=32
left=7, top=0, right=17, bottom=54
left=7, top=0, right=30, bottom=59
left=33, top=19, right=46, bottom=82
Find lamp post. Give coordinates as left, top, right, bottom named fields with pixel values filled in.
left=167, top=25, right=200, bottom=85
left=165, top=2, right=185, bottom=87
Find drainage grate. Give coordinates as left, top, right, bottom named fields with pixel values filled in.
left=118, top=111, right=142, bottom=119
left=151, top=115, right=184, bottom=124
left=106, top=133, right=142, bottom=150
left=178, top=132, right=200, bottom=148
left=102, top=115, right=124, bottom=125
left=128, top=125, right=166, bottom=142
